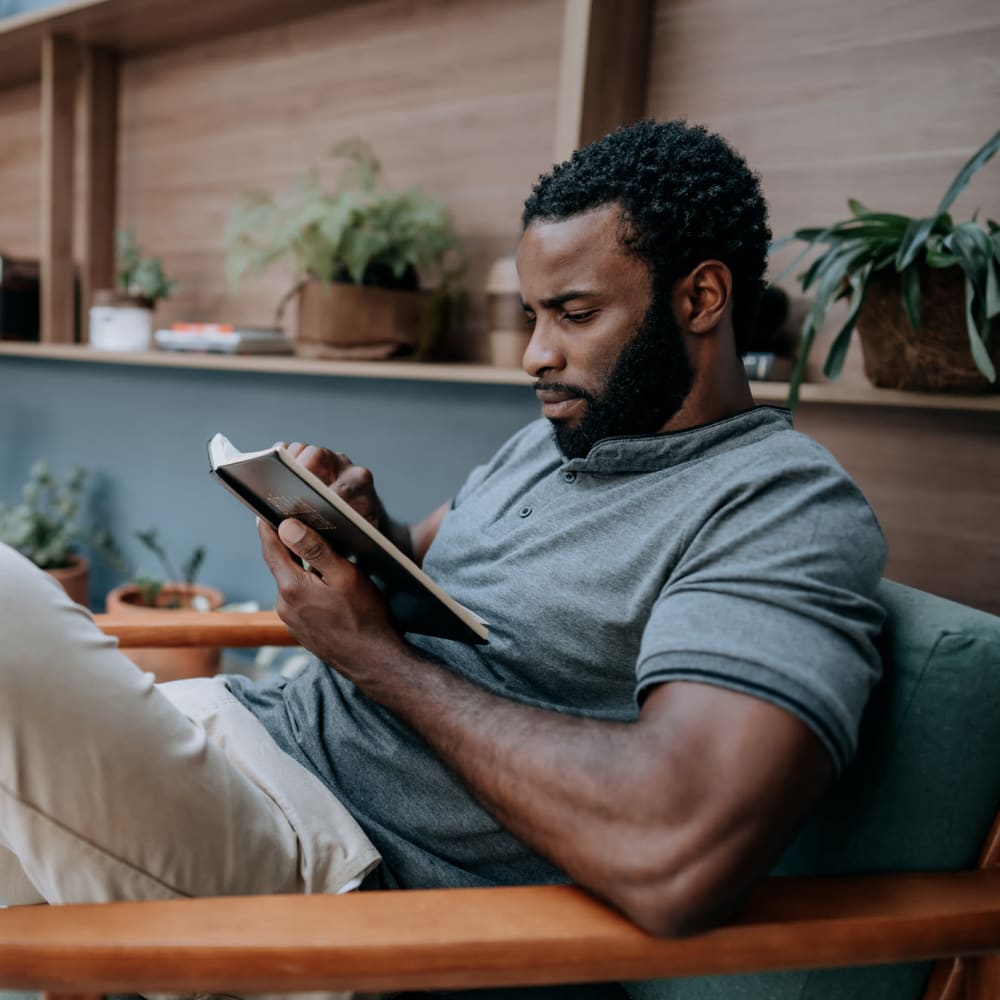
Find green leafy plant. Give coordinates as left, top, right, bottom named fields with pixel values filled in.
left=103, top=527, right=206, bottom=608
left=774, top=130, right=1000, bottom=405
left=116, top=229, right=177, bottom=304
left=223, top=138, right=464, bottom=294
left=0, top=461, right=97, bottom=569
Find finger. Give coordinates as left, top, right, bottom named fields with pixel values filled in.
left=257, top=518, right=309, bottom=590
left=284, top=441, right=308, bottom=459
left=277, top=518, right=347, bottom=580
left=330, top=465, right=380, bottom=521
left=298, top=445, right=351, bottom=481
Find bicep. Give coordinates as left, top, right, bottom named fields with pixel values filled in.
left=633, top=680, right=833, bottom=931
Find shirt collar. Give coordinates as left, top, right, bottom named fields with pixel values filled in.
left=560, top=406, right=793, bottom=474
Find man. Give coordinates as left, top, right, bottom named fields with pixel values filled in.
left=0, top=120, right=885, bottom=944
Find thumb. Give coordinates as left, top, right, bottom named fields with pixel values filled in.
left=277, top=518, right=339, bottom=576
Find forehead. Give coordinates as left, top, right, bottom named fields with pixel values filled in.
left=516, top=204, right=649, bottom=299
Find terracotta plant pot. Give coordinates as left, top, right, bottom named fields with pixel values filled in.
left=105, top=582, right=225, bottom=683
left=46, top=553, right=90, bottom=607
left=855, top=265, right=1000, bottom=393
left=294, top=279, right=442, bottom=360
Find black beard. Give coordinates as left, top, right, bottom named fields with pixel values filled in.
left=548, top=293, right=695, bottom=460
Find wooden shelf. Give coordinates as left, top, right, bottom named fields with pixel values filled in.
left=3, top=342, right=999, bottom=411
left=0, top=0, right=351, bottom=90
left=0, top=342, right=533, bottom=386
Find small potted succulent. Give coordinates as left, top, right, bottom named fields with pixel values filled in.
left=104, top=527, right=224, bottom=682
left=89, top=230, right=177, bottom=352
left=775, top=130, right=1000, bottom=405
left=224, top=138, right=465, bottom=359
left=0, top=461, right=100, bottom=606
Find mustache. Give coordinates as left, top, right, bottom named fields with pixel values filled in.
left=532, top=381, right=595, bottom=402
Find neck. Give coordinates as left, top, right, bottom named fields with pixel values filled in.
left=658, top=329, right=755, bottom=434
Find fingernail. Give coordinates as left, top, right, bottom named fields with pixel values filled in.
left=279, top=519, right=305, bottom=544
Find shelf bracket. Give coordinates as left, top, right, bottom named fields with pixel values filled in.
left=40, top=33, right=78, bottom=344
left=553, top=0, right=654, bottom=163
left=80, top=45, right=119, bottom=336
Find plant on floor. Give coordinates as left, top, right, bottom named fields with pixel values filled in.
left=103, top=527, right=207, bottom=608
left=773, top=130, right=1000, bottom=404
left=0, top=461, right=98, bottom=570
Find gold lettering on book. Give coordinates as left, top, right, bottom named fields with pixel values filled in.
left=266, top=495, right=337, bottom=532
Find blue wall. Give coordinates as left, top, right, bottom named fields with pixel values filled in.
left=0, top=356, right=537, bottom=609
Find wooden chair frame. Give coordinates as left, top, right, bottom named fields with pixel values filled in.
left=0, top=611, right=995, bottom=1000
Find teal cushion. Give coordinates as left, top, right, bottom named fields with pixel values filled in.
left=627, top=580, right=1000, bottom=1000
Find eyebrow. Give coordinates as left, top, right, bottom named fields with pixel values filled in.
left=521, top=290, right=598, bottom=311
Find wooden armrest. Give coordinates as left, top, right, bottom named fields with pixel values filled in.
left=1, top=871, right=998, bottom=995
left=93, top=611, right=295, bottom=648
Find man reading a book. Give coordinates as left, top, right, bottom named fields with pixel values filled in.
left=0, top=121, right=885, bottom=951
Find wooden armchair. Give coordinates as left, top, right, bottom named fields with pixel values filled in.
left=1, top=579, right=998, bottom=1000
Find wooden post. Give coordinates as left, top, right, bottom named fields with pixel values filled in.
left=80, top=45, right=118, bottom=338
left=40, top=34, right=78, bottom=344
left=553, top=0, right=654, bottom=163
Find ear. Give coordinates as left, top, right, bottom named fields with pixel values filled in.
left=674, top=261, right=732, bottom=335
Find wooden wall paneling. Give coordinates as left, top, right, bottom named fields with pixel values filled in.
left=644, top=0, right=1000, bottom=386
left=0, top=83, right=42, bottom=258
left=554, top=0, right=654, bottom=162
left=40, top=34, right=78, bottom=344
left=114, top=0, right=563, bottom=361
left=79, top=45, right=118, bottom=335
left=793, top=404, right=1000, bottom=617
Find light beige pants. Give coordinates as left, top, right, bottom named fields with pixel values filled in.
left=0, top=542, right=380, bottom=909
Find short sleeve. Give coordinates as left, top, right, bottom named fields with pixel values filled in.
left=635, top=447, right=887, bottom=774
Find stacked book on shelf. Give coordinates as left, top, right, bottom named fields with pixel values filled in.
left=155, top=323, right=294, bottom=355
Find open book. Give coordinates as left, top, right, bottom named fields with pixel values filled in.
left=207, top=433, right=488, bottom=645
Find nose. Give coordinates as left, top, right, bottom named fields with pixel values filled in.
left=522, top=318, right=565, bottom=378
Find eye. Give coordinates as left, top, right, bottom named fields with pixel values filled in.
left=523, top=311, right=537, bottom=327
left=565, top=310, right=596, bottom=324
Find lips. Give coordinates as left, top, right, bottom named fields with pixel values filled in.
left=535, top=387, right=586, bottom=421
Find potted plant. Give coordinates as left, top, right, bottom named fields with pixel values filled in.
left=0, top=461, right=103, bottom=606
left=104, top=528, right=224, bottom=682
left=775, top=130, right=1000, bottom=405
left=224, top=138, right=465, bottom=360
left=89, top=230, right=177, bottom=352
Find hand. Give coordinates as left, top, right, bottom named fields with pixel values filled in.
left=257, top=516, right=404, bottom=680
left=276, top=442, right=383, bottom=528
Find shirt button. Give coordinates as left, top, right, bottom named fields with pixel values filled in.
left=518, top=506, right=532, bottom=518
left=562, top=471, right=577, bottom=483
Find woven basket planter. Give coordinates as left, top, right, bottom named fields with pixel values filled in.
left=855, top=265, right=1000, bottom=392
left=295, top=279, right=443, bottom=361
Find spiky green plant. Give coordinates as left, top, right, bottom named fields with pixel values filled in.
left=773, top=130, right=1000, bottom=405
left=103, top=527, right=206, bottom=607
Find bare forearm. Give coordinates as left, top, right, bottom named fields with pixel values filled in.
left=351, top=643, right=831, bottom=935
left=261, top=516, right=834, bottom=936
left=358, top=644, right=670, bottom=907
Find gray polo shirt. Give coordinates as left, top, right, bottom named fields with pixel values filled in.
left=227, top=406, right=886, bottom=890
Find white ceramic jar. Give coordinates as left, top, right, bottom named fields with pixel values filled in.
left=88, top=291, right=154, bottom=351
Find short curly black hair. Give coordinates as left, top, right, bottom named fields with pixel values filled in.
left=522, top=119, right=771, bottom=354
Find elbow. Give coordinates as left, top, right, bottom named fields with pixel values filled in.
left=608, top=853, right=741, bottom=939
left=618, top=884, right=716, bottom=939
